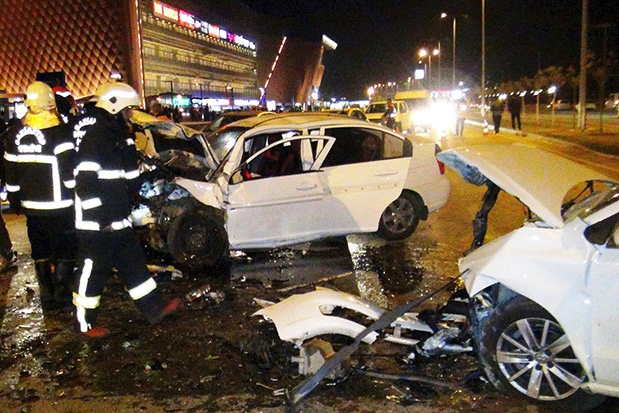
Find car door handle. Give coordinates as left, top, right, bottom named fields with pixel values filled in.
left=296, top=182, right=318, bottom=190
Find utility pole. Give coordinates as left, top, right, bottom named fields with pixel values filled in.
left=578, top=0, right=588, bottom=130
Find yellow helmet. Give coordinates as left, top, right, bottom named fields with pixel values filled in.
left=94, top=82, right=141, bottom=114
left=24, top=81, right=56, bottom=111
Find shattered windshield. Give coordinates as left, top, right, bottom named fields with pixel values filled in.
left=563, top=183, right=619, bottom=223
left=207, top=126, right=248, bottom=161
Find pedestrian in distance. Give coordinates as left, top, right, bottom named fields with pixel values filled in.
left=3, top=81, right=78, bottom=311
left=149, top=101, right=170, bottom=121
left=507, top=93, right=522, bottom=130
left=490, top=97, right=505, bottom=134
left=72, top=82, right=181, bottom=338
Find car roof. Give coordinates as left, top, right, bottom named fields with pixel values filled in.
left=368, top=100, right=404, bottom=104
left=218, top=110, right=270, bottom=118
left=223, top=112, right=377, bottom=129
left=437, top=144, right=615, bottom=228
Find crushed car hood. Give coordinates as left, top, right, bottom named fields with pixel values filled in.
left=437, top=143, right=613, bottom=228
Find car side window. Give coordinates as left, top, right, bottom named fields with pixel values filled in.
left=232, top=137, right=305, bottom=183
left=383, top=131, right=411, bottom=159
left=321, top=127, right=383, bottom=167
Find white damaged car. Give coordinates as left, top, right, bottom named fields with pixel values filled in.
left=438, top=144, right=619, bottom=410
left=133, top=112, right=450, bottom=269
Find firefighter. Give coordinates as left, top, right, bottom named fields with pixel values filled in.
left=3, top=81, right=78, bottom=311
left=72, top=82, right=180, bottom=338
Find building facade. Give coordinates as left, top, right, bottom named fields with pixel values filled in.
left=0, top=0, right=332, bottom=118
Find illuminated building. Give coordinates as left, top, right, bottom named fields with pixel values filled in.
left=0, top=0, right=334, bottom=117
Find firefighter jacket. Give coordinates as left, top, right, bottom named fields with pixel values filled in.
left=73, top=107, right=141, bottom=233
left=3, top=121, right=76, bottom=215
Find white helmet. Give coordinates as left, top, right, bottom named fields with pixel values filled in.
left=94, top=82, right=141, bottom=114
left=25, top=81, right=56, bottom=111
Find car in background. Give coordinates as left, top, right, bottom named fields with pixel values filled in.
left=205, top=109, right=276, bottom=133
left=576, top=101, right=597, bottom=112
left=605, top=93, right=619, bottom=110
left=364, top=100, right=412, bottom=133
left=438, top=144, right=618, bottom=410
left=132, top=112, right=450, bottom=269
left=322, top=107, right=368, bottom=121
left=547, top=99, right=572, bottom=111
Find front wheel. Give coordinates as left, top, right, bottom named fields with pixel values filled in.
left=167, top=208, right=228, bottom=270
left=475, top=294, right=605, bottom=410
left=376, top=192, right=423, bottom=240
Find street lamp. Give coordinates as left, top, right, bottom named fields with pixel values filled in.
left=419, top=47, right=439, bottom=89
left=441, top=12, right=457, bottom=89
left=419, top=48, right=430, bottom=89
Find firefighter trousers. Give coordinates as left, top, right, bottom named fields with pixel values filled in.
left=74, top=228, right=164, bottom=332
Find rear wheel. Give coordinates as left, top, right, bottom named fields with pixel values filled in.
left=376, top=192, right=423, bottom=240
left=475, top=293, right=605, bottom=410
left=167, top=208, right=228, bottom=270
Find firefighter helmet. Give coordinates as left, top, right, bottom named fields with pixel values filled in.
left=24, top=81, right=57, bottom=111
left=94, top=82, right=141, bottom=114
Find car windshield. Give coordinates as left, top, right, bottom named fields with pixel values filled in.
left=366, top=104, right=388, bottom=114
left=563, top=182, right=619, bottom=223
left=207, top=126, right=249, bottom=161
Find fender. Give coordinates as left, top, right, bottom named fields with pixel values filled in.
left=175, top=177, right=223, bottom=208
left=253, top=287, right=385, bottom=344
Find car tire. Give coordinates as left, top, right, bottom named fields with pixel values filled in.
left=474, top=293, right=606, bottom=411
left=167, top=207, right=228, bottom=270
left=376, top=191, right=422, bottom=241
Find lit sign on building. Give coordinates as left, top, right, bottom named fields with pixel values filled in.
left=179, top=11, right=195, bottom=28
left=152, top=1, right=255, bottom=50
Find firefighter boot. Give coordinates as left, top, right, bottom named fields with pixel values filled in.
left=54, top=260, right=77, bottom=309
left=35, top=260, right=56, bottom=312
left=135, top=289, right=181, bottom=325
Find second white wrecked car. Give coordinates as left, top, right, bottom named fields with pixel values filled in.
left=438, top=143, right=619, bottom=410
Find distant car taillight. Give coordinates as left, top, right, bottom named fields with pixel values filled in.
left=434, top=144, right=446, bottom=175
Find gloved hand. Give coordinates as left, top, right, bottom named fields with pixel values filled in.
left=129, top=191, right=147, bottom=208
left=6, top=192, right=21, bottom=215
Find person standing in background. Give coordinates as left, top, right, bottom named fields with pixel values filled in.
left=490, top=97, right=505, bottom=134
left=507, top=93, right=522, bottom=130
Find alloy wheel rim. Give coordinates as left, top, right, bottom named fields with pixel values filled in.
left=496, top=317, right=584, bottom=401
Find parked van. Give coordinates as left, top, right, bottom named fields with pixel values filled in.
left=395, top=90, right=434, bottom=132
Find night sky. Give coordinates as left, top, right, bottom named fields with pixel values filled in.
left=240, top=0, right=618, bottom=100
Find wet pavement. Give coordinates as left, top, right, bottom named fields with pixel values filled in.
left=0, top=211, right=512, bottom=413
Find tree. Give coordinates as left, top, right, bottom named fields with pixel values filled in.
left=532, top=70, right=550, bottom=122
left=565, top=66, right=580, bottom=127
left=590, top=51, right=617, bottom=132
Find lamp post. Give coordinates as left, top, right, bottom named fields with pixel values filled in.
left=419, top=47, right=439, bottom=90
left=441, top=13, right=457, bottom=89
left=418, top=48, right=431, bottom=89
left=437, top=41, right=441, bottom=88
